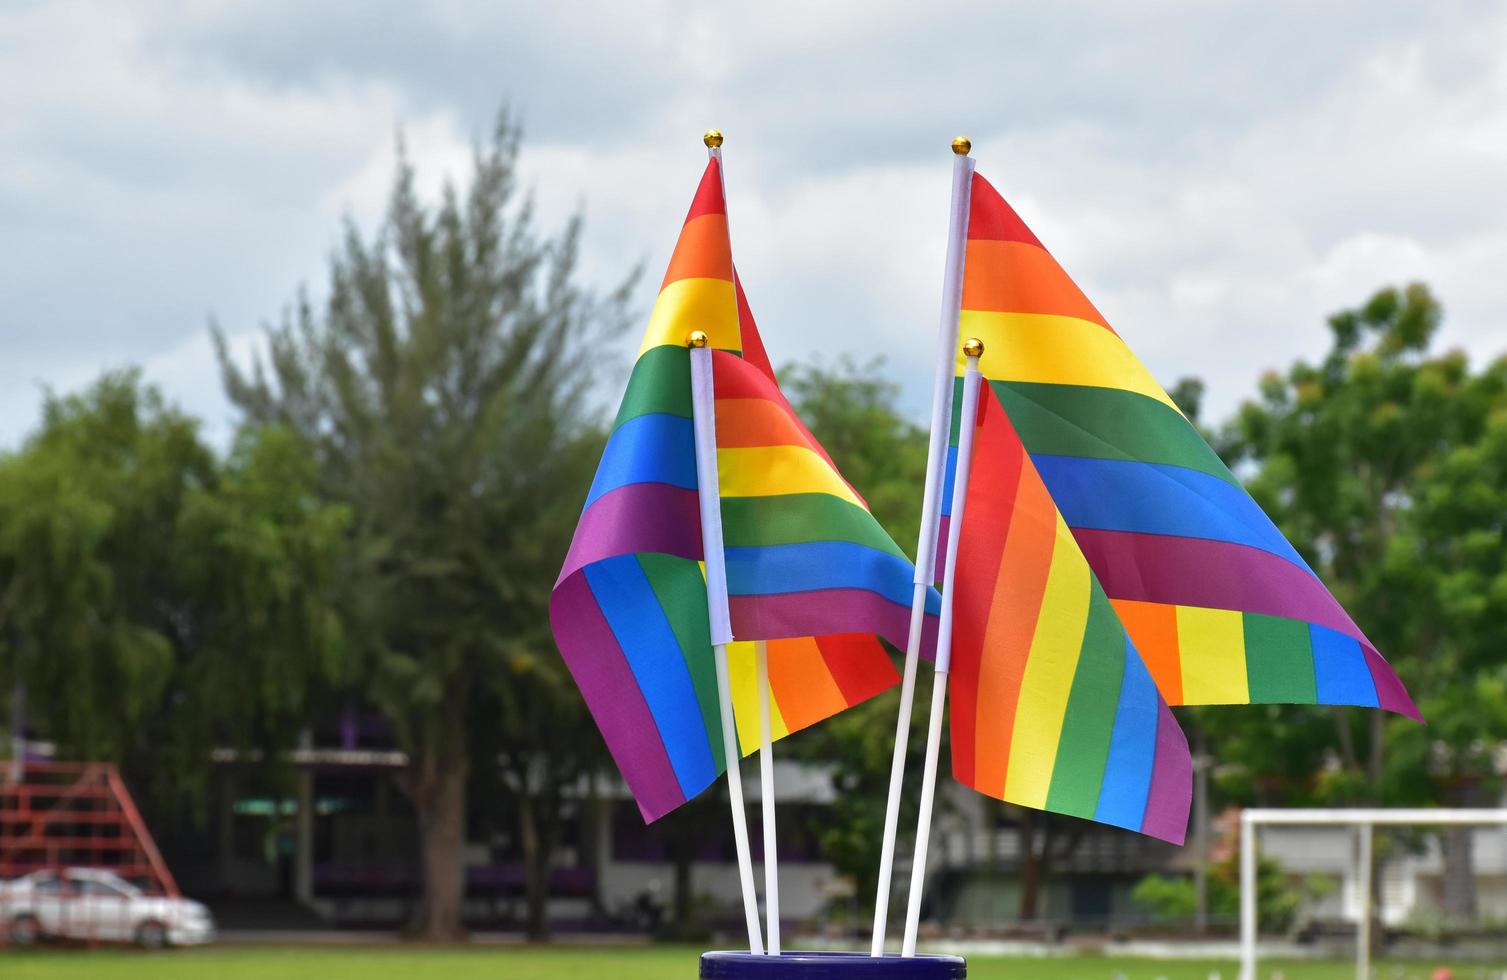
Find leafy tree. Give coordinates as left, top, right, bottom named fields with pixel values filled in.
left=1214, top=283, right=1507, bottom=918
left=215, top=111, right=632, bottom=939
left=0, top=372, right=345, bottom=797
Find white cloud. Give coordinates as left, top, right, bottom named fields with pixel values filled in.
left=2, top=0, right=1505, bottom=449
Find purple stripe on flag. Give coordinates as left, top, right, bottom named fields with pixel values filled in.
left=1073, top=528, right=1369, bottom=644
left=729, top=588, right=937, bottom=658
left=933, top=514, right=951, bottom=584
left=1138, top=700, right=1191, bottom=844
left=558, top=482, right=703, bottom=585
left=550, top=570, right=687, bottom=821
left=1362, top=645, right=1422, bottom=720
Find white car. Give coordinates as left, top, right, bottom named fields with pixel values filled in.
left=0, top=868, right=215, bottom=948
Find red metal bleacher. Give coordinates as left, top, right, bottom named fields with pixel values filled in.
left=0, top=761, right=178, bottom=897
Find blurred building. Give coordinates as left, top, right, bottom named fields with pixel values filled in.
left=137, top=720, right=1507, bottom=936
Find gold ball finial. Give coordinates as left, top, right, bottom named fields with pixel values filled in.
left=703, top=129, right=724, bottom=149
left=687, top=330, right=710, bottom=349
left=962, top=337, right=985, bottom=358
left=951, top=135, right=972, bottom=156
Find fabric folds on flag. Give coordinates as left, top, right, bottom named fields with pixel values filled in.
left=950, top=383, right=1190, bottom=843
left=551, top=158, right=934, bottom=821
left=945, top=171, right=1418, bottom=719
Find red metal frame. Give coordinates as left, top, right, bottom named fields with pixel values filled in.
left=0, top=761, right=179, bottom=897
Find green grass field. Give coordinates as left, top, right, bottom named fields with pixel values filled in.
left=0, top=946, right=1495, bottom=980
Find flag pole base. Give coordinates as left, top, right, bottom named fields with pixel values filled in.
left=700, top=951, right=966, bottom=978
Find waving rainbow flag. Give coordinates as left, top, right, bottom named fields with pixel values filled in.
left=946, top=170, right=1417, bottom=719
left=950, top=380, right=1189, bottom=842
left=552, top=159, right=934, bottom=821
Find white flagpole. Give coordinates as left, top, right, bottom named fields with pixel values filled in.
left=871, top=137, right=975, bottom=956
left=693, top=129, right=764, bottom=954
left=690, top=331, right=764, bottom=954
left=708, top=130, right=783, bottom=955
left=756, top=641, right=780, bottom=954
left=902, top=341, right=986, bottom=958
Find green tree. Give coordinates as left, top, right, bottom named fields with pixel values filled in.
left=0, top=372, right=345, bottom=795
left=215, top=112, right=632, bottom=939
left=1216, top=283, right=1507, bottom=917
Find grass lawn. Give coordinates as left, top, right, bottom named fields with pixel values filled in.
left=0, top=945, right=1493, bottom=979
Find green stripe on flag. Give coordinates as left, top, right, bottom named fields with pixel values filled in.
left=995, top=381, right=1239, bottom=485
left=720, top=493, right=907, bottom=558
left=1244, top=613, right=1318, bottom=703
left=944, top=376, right=1238, bottom=486
left=615, top=346, right=693, bottom=430
left=1045, top=580, right=1126, bottom=818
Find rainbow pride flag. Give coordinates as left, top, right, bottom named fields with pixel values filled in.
left=552, top=159, right=934, bottom=821
left=944, top=171, right=1418, bottom=719
left=950, top=382, right=1190, bottom=842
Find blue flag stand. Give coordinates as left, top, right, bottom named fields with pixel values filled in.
left=700, top=951, right=966, bottom=979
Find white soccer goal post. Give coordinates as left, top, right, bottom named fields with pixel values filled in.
left=1240, top=807, right=1507, bottom=980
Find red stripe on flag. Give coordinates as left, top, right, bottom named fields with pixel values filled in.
left=956, top=384, right=1062, bottom=797
left=949, top=385, right=1026, bottom=787
left=684, top=158, right=727, bottom=222
left=814, top=633, right=899, bottom=706
left=967, top=173, right=1043, bottom=247
left=733, top=273, right=777, bottom=381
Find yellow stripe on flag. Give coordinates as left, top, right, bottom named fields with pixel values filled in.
left=1176, top=605, right=1250, bottom=704
left=1003, top=517, right=1092, bottom=808
left=638, top=277, right=741, bottom=354
left=956, top=310, right=1184, bottom=415
left=717, top=445, right=863, bottom=508
left=727, top=641, right=789, bottom=757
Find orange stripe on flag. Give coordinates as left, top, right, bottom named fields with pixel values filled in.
left=962, top=240, right=1112, bottom=331
left=715, top=397, right=819, bottom=451
left=662, top=213, right=733, bottom=289
left=1111, top=598, right=1183, bottom=704
left=972, top=462, right=1059, bottom=797
left=767, top=637, right=847, bottom=732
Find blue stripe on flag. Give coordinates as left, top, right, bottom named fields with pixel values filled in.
left=1310, top=624, right=1379, bottom=707
left=723, top=541, right=916, bottom=607
left=1031, top=454, right=1314, bottom=573
left=939, top=446, right=959, bottom=517
left=1094, top=637, right=1158, bottom=832
left=584, top=555, right=718, bottom=796
left=585, top=413, right=697, bottom=508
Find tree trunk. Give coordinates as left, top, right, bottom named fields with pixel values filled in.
left=1441, top=823, right=1478, bottom=922
left=1019, top=809, right=1041, bottom=920
left=411, top=752, right=469, bottom=941
left=519, top=791, right=551, bottom=939
left=582, top=776, right=608, bottom=921
left=672, top=834, right=693, bottom=934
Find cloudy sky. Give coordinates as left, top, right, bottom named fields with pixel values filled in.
left=3, top=1, right=1505, bottom=448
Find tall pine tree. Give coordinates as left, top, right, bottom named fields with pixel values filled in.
left=216, top=111, right=632, bottom=938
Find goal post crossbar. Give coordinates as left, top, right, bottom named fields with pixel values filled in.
left=1239, top=808, right=1507, bottom=980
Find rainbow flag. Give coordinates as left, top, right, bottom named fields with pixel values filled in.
left=552, top=159, right=934, bottom=821
left=945, top=171, right=1418, bottom=719
left=950, top=382, right=1190, bottom=842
